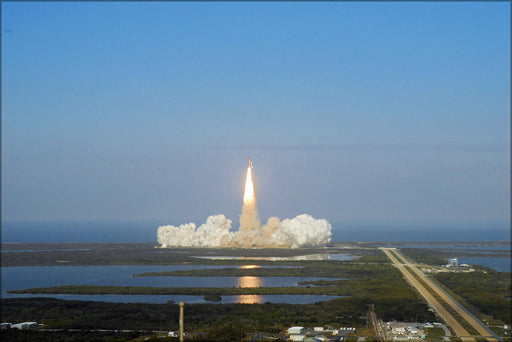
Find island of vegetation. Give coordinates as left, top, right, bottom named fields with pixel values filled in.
left=1, top=242, right=510, bottom=341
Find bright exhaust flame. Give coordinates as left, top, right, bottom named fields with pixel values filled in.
left=243, top=167, right=255, bottom=205
left=156, top=157, right=332, bottom=248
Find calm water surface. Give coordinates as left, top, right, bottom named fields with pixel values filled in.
left=1, top=265, right=340, bottom=304
left=454, top=257, right=511, bottom=273
left=4, top=293, right=342, bottom=304
left=390, top=243, right=510, bottom=251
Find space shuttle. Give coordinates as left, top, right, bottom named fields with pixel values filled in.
left=248, top=157, right=253, bottom=168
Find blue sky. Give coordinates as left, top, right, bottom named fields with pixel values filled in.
left=2, top=2, right=510, bottom=226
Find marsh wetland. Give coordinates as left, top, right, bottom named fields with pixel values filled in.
left=1, top=241, right=510, bottom=341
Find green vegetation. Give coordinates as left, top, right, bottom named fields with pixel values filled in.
left=8, top=261, right=436, bottom=323
left=0, top=297, right=373, bottom=333
left=6, top=242, right=508, bottom=340
left=203, top=295, right=222, bottom=302
left=400, top=248, right=453, bottom=266
left=1, top=242, right=373, bottom=267
left=9, top=285, right=343, bottom=295
left=398, top=246, right=511, bottom=326
left=134, top=259, right=387, bottom=278
left=0, top=329, right=147, bottom=342
left=137, top=267, right=311, bottom=277
left=423, top=327, right=446, bottom=341
left=403, top=266, right=480, bottom=336
left=433, top=271, right=511, bottom=324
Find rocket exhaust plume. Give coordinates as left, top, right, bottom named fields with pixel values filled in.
left=243, top=158, right=255, bottom=205
left=236, top=157, right=261, bottom=246
left=157, top=157, right=332, bottom=248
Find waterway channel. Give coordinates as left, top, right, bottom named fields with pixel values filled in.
left=1, top=265, right=342, bottom=304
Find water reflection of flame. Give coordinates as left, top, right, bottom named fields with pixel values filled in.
left=238, top=276, right=261, bottom=288
left=240, top=265, right=261, bottom=269
left=237, top=295, right=261, bottom=304
left=238, top=276, right=262, bottom=304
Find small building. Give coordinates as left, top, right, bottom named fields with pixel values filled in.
left=327, top=338, right=343, bottom=342
left=288, top=326, right=305, bottom=335
left=11, top=322, right=38, bottom=330
left=393, top=326, right=406, bottom=335
left=314, top=327, right=324, bottom=332
left=290, top=334, right=306, bottom=341
left=447, top=258, right=458, bottom=267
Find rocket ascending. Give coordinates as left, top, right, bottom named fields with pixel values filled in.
left=156, top=154, right=333, bottom=248
left=243, top=158, right=255, bottom=205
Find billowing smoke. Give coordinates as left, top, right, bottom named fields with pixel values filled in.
left=157, top=159, right=332, bottom=248
left=157, top=212, right=332, bottom=248
left=157, top=215, right=234, bottom=248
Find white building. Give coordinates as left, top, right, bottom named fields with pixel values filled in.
left=288, top=326, right=305, bottom=335
left=393, top=326, right=406, bottom=335
left=11, top=322, right=38, bottom=330
left=447, top=258, right=458, bottom=267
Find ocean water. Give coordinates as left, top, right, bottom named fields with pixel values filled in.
left=1, top=221, right=160, bottom=243
left=1, top=265, right=335, bottom=293
left=455, top=257, right=511, bottom=273
left=2, top=220, right=510, bottom=243
left=331, top=221, right=510, bottom=242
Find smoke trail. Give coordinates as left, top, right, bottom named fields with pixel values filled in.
left=157, top=213, right=331, bottom=248
left=156, top=159, right=332, bottom=248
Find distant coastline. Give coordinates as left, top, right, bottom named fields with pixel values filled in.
left=1, top=220, right=510, bottom=243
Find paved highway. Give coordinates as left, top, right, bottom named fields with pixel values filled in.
left=381, top=247, right=501, bottom=342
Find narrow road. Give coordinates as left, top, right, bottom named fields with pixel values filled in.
left=368, top=304, right=385, bottom=342
left=381, top=247, right=501, bottom=342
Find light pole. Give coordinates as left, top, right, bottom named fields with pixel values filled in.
left=179, top=301, right=184, bottom=342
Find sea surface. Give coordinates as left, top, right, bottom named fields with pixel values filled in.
left=455, top=257, right=510, bottom=273
left=1, top=220, right=510, bottom=243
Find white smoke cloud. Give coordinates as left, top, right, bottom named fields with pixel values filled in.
left=157, top=215, right=233, bottom=248
left=269, top=214, right=332, bottom=248
left=157, top=212, right=332, bottom=249
left=157, top=162, right=332, bottom=248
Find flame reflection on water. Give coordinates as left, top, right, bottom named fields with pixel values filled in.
left=239, top=265, right=261, bottom=269
left=237, top=295, right=261, bottom=304
left=238, top=276, right=261, bottom=288
left=237, top=276, right=262, bottom=304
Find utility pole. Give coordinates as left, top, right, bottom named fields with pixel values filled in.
left=179, top=301, right=184, bottom=342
